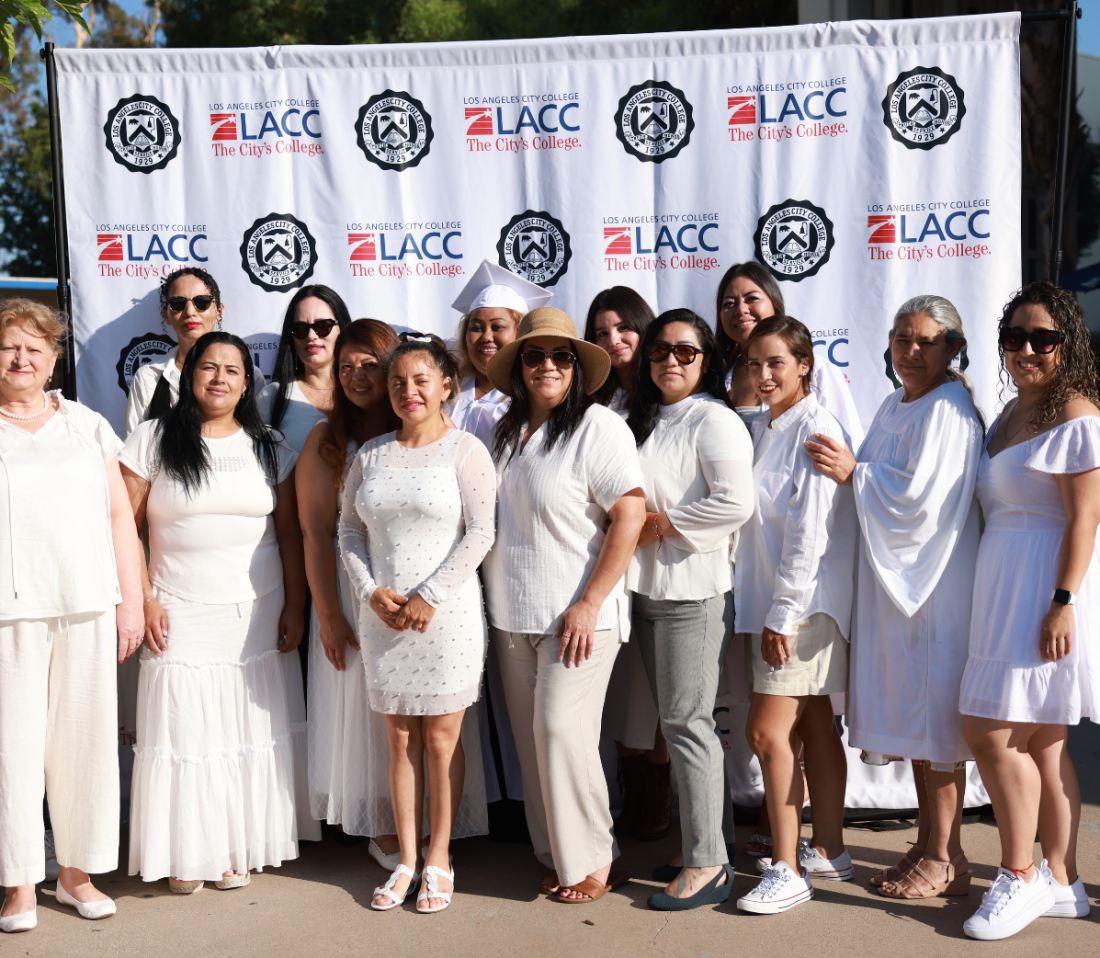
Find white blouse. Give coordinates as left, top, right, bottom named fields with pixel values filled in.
left=484, top=404, right=645, bottom=637
left=124, top=346, right=267, bottom=439
left=257, top=380, right=327, bottom=454
left=628, top=394, right=753, bottom=602
left=463, top=389, right=510, bottom=444
left=733, top=394, right=857, bottom=637
left=121, top=421, right=297, bottom=605
left=0, top=394, right=123, bottom=618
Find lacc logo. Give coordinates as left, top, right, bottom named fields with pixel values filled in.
left=602, top=219, right=719, bottom=273
left=464, top=101, right=580, bottom=153
left=96, top=229, right=207, bottom=278
left=727, top=85, right=847, bottom=143
left=346, top=227, right=463, bottom=278
left=866, top=204, right=991, bottom=262
left=209, top=101, right=323, bottom=158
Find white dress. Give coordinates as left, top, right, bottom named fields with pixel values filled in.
left=960, top=416, right=1100, bottom=725
left=257, top=381, right=327, bottom=454
left=848, top=382, right=983, bottom=766
left=122, top=422, right=319, bottom=881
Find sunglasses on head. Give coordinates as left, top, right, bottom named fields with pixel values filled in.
left=648, top=343, right=704, bottom=365
left=521, top=348, right=577, bottom=369
left=999, top=327, right=1063, bottom=355
left=167, top=295, right=214, bottom=313
left=290, top=319, right=338, bottom=340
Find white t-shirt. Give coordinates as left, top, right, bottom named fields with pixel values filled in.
left=483, top=403, right=644, bottom=636
left=257, top=380, right=327, bottom=454
left=0, top=394, right=123, bottom=618
left=121, top=421, right=297, bottom=605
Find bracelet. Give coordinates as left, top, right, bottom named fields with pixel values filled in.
left=653, top=513, right=663, bottom=555
left=143, top=596, right=154, bottom=606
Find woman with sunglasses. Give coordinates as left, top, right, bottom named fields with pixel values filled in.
left=483, top=308, right=646, bottom=903
left=123, top=268, right=265, bottom=438
left=958, top=282, right=1100, bottom=940
left=258, top=285, right=351, bottom=454
left=624, top=310, right=752, bottom=911
left=807, top=295, right=983, bottom=903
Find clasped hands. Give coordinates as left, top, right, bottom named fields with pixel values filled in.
left=371, top=587, right=436, bottom=632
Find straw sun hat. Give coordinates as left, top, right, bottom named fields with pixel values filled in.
left=487, top=307, right=611, bottom=397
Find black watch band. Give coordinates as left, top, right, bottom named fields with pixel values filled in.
left=1052, top=588, right=1074, bottom=606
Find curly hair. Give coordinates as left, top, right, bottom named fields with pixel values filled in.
left=998, top=282, right=1099, bottom=434
left=158, top=267, right=222, bottom=314
left=0, top=298, right=67, bottom=354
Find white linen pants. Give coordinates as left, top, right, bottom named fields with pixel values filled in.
left=493, top=626, right=620, bottom=889
left=0, top=611, right=119, bottom=887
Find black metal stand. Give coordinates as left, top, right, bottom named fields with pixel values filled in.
left=1022, top=2, right=1081, bottom=286
left=39, top=41, right=76, bottom=399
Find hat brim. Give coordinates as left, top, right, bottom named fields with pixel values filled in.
left=488, top=333, right=611, bottom=397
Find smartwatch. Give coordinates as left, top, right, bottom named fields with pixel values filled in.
left=1052, top=589, right=1075, bottom=606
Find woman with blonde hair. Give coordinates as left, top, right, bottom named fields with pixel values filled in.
left=0, top=299, right=143, bottom=932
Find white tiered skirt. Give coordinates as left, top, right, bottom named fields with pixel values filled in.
left=128, top=586, right=320, bottom=882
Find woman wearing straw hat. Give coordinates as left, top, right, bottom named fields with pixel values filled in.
left=483, top=308, right=646, bottom=903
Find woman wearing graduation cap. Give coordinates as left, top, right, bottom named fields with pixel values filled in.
left=449, top=260, right=552, bottom=442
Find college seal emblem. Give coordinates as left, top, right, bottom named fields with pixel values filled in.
left=239, top=213, right=318, bottom=292
left=103, top=94, right=181, bottom=173
left=754, top=200, right=835, bottom=282
left=614, top=80, right=694, bottom=163
left=116, top=333, right=176, bottom=395
left=882, top=66, right=966, bottom=150
left=354, top=91, right=434, bottom=171
left=496, top=211, right=571, bottom=287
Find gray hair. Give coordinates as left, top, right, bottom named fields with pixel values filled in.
left=890, top=294, right=979, bottom=416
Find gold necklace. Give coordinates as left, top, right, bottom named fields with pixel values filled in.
left=1004, top=401, right=1032, bottom=441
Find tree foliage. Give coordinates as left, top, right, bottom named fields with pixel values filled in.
left=1, top=0, right=88, bottom=90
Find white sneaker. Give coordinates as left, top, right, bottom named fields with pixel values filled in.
left=43, top=830, right=60, bottom=883
left=963, top=865, right=1055, bottom=941
left=1040, top=860, right=1090, bottom=918
left=736, top=861, right=813, bottom=914
left=757, top=839, right=854, bottom=880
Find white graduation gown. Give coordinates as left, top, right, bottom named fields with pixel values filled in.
left=848, top=381, right=983, bottom=765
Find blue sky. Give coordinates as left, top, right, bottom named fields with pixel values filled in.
left=1080, top=0, right=1100, bottom=58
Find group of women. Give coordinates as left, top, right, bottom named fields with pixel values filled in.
left=0, top=256, right=1097, bottom=942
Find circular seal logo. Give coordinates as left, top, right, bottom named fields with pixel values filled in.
left=239, top=213, right=318, bottom=293
left=614, top=80, right=694, bottom=163
left=882, top=66, right=966, bottom=150
left=354, top=91, right=434, bottom=171
left=753, top=200, right=835, bottom=282
left=496, top=210, right=571, bottom=288
left=103, top=94, right=181, bottom=173
left=116, top=333, right=176, bottom=395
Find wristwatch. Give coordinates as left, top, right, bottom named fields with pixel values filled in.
left=1052, top=589, right=1075, bottom=606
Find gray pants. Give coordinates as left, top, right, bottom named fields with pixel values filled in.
left=634, top=592, right=734, bottom=868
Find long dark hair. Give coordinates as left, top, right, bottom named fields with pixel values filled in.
left=998, top=282, right=1099, bottom=434
left=268, top=285, right=352, bottom=429
left=492, top=351, right=591, bottom=463
left=155, top=331, right=281, bottom=496
left=583, top=286, right=656, bottom=406
left=627, top=309, right=730, bottom=446
left=714, top=262, right=785, bottom=372
left=320, top=319, right=401, bottom=475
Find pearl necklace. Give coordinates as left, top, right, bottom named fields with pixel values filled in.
left=0, top=395, right=49, bottom=421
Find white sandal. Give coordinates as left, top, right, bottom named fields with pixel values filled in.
left=416, top=865, right=454, bottom=914
left=371, top=864, right=419, bottom=912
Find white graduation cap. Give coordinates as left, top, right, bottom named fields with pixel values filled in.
left=451, top=259, right=553, bottom=315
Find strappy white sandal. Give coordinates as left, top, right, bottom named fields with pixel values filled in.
left=371, top=864, right=419, bottom=912
left=416, top=864, right=454, bottom=914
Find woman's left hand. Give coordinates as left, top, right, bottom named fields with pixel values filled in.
left=116, top=599, right=144, bottom=662
left=1040, top=603, right=1074, bottom=662
left=555, top=598, right=598, bottom=668
left=278, top=605, right=306, bottom=653
left=761, top=627, right=792, bottom=668
left=394, top=593, right=436, bottom=633
left=805, top=433, right=856, bottom=486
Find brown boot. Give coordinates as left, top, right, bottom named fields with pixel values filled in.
left=635, top=760, right=673, bottom=841
left=614, top=755, right=645, bottom=837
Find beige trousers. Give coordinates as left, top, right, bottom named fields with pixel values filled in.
left=493, top=626, right=620, bottom=889
left=0, top=611, right=119, bottom=887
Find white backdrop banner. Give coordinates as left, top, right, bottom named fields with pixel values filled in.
left=56, top=14, right=1021, bottom=434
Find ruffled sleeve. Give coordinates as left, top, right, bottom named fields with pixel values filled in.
left=119, top=419, right=158, bottom=481
left=1025, top=416, right=1100, bottom=475
left=852, top=387, right=983, bottom=617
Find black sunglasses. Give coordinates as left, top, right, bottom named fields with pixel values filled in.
left=290, top=319, right=338, bottom=340
left=167, top=295, right=214, bottom=313
left=521, top=348, right=577, bottom=369
left=648, top=342, right=705, bottom=365
left=999, top=327, right=1063, bottom=355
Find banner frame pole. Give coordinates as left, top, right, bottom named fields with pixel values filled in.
left=39, top=41, right=76, bottom=399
